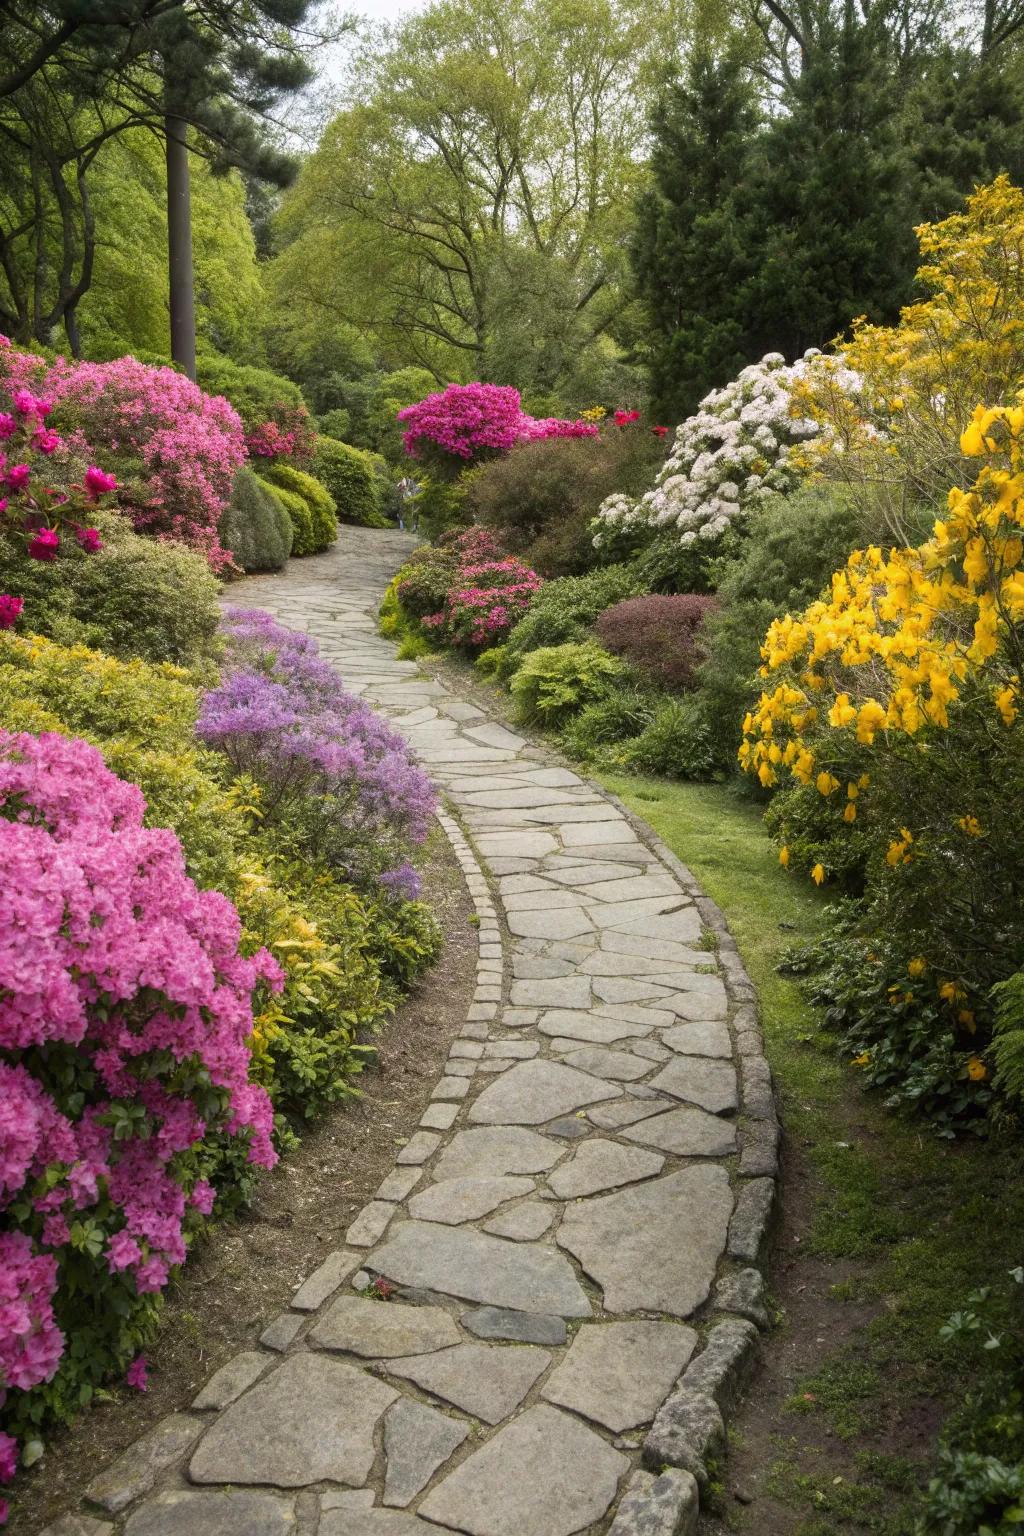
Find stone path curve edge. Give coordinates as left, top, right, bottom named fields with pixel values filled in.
left=45, top=528, right=780, bottom=1536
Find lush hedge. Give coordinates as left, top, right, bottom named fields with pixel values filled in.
left=219, top=467, right=294, bottom=573
left=257, top=463, right=337, bottom=555
left=594, top=593, right=717, bottom=693
left=313, top=435, right=389, bottom=526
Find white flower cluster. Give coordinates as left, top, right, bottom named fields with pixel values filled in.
left=596, top=352, right=836, bottom=549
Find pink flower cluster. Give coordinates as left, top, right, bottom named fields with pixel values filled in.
left=0, top=339, right=245, bottom=571
left=429, top=553, right=543, bottom=650
left=398, top=383, right=598, bottom=466
left=244, top=406, right=314, bottom=463
left=0, top=732, right=282, bottom=1451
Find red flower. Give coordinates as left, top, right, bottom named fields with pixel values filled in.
left=0, top=595, right=23, bottom=630
left=613, top=409, right=641, bottom=427
left=76, top=526, right=103, bottom=554
left=83, top=465, right=117, bottom=500
left=651, top=424, right=669, bottom=438
left=27, top=528, right=59, bottom=561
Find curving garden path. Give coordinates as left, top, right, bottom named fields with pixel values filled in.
left=46, top=528, right=778, bottom=1536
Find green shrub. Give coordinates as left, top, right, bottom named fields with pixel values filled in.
left=394, top=547, right=459, bottom=619
left=0, top=510, right=221, bottom=668
left=313, top=434, right=388, bottom=526
left=627, top=528, right=734, bottom=594
left=219, top=466, right=294, bottom=572
left=466, top=428, right=665, bottom=577
left=196, top=351, right=306, bottom=428
left=510, top=641, right=626, bottom=727
left=594, top=594, right=718, bottom=693
left=560, top=688, right=654, bottom=761
left=622, top=694, right=723, bottom=780
left=259, top=462, right=337, bottom=555
left=318, top=407, right=351, bottom=440
left=413, top=475, right=472, bottom=541
left=503, top=563, right=643, bottom=667
left=475, top=646, right=508, bottom=679
left=262, top=482, right=315, bottom=556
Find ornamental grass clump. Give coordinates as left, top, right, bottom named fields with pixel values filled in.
left=0, top=732, right=282, bottom=1486
left=741, top=402, right=1024, bottom=1127
left=198, top=609, right=436, bottom=887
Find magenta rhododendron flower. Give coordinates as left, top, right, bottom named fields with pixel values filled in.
left=5, top=464, right=29, bottom=491
left=126, top=1355, right=148, bottom=1392
left=27, top=528, right=59, bottom=561
left=31, top=428, right=60, bottom=455
left=0, top=414, right=15, bottom=440
left=76, top=526, right=102, bottom=553
left=11, top=388, right=50, bottom=418
left=0, top=595, right=22, bottom=629
left=83, top=464, right=117, bottom=500
left=398, top=382, right=598, bottom=467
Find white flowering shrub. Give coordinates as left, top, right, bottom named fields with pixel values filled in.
left=595, top=353, right=844, bottom=550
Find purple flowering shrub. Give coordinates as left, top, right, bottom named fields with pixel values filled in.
left=198, top=609, right=436, bottom=887
left=0, top=732, right=282, bottom=1496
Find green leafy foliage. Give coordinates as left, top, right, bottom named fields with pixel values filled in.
left=0, top=509, right=221, bottom=667
left=510, top=641, right=626, bottom=726
left=594, top=593, right=717, bottom=693
left=259, top=463, right=337, bottom=555
left=196, top=352, right=306, bottom=429
left=621, top=694, right=723, bottom=780
left=503, top=564, right=643, bottom=667
left=219, top=466, right=294, bottom=572
left=313, top=434, right=388, bottom=526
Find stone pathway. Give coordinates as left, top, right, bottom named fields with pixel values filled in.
left=45, top=529, right=778, bottom=1536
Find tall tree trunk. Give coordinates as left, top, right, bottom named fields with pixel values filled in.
left=165, top=110, right=196, bottom=379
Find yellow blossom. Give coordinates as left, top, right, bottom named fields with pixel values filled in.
left=811, top=863, right=826, bottom=885
left=958, top=815, right=984, bottom=836
left=779, top=846, right=791, bottom=867
left=966, top=1057, right=988, bottom=1081
left=907, top=957, right=927, bottom=976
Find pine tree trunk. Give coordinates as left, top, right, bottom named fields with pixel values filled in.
left=165, top=110, right=196, bottom=379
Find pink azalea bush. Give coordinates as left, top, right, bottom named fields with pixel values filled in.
left=423, top=546, right=544, bottom=650
left=244, top=405, right=315, bottom=463
left=397, top=382, right=598, bottom=470
left=0, top=731, right=282, bottom=1487
left=0, top=338, right=246, bottom=570
left=0, top=375, right=115, bottom=630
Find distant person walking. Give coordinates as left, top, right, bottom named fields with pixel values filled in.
left=396, top=475, right=421, bottom=533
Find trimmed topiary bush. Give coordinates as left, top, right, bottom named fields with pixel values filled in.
left=0, top=510, right=221, bottom=668
left=219, top=468, right=294, bottom=573
left=313, top=435, right=388, bottom=526
left=594, top=594, right=718, bottom=693
left=258, top=463, right=337, bottom=555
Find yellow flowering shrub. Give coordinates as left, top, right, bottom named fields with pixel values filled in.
left=792, top=176, right=1024, bottom=542
left=743, top=408, right=1024, bottom=1122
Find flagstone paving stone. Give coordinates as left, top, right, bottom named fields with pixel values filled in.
left=56, top=531, right=773, bottom=1536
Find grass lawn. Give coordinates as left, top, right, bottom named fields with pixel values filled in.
left=597, top=771, right=1024, bottom=1534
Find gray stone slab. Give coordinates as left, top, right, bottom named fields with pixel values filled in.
left=433, top=1127, right=564, bottom=1182
left=557, top=1167, right=733, bottom=1317
left=622, top=1105, right=737, bottom=1156
left=431, top=1076, right=470, bottom=1101
left=291, top=1249, right=361, bottom=1311
left=542, top=1320, right=697, bottom=1432
left=396, top=1131, right=441, bottom=1165
left=85, top=1414, right=203, bottom=1514
left=366, top=1220, right=591, bottom=1316
left=662, top=1021, right=732, bottom=1059
left=544, top=1114, right=590, bottom=1139
left=346, top=1201, right=397, bottom=1247
left=461, top=1307, right=567, bottom=1346
left=607, top=1469, right=700, bottom=1536
left=385, top=1342, right=549, bottom=1424
left=476, top=832, right=558, bottom=859
left=383, top=1397, right=470, bottom=1506
left=538, top=1011, right=650, bottom=1044
left=482, top=1039, right=538, bottom=1058
left=506, top=907, right=595, bottom=940
left=646, top=1058, right=738, bottom=1115
left=124, top=1490, right=295, bottom=1536
left=482, top=1199, right=556, bottom=1240
left=420, top=1102, right=460, bottom=1130
left=409, top=1175, right=535, bottom=1225
left=39, top=1519, right=113, bottom=1536
left=320, top=1510, right=459, bottom=1534
left=587, top=1096, right=675, bottom=1130
left=260, top=1310, right=303, bottom=1352
left=469, top=1059, right=620, bottom=1125
left=192, top=1351, right=271, bottom=1410
left=548, top=1139, right=664, bottom=1200
left=600, top=930, right=707, bottom=965
left=508, top=976, right=592, bottom=1009
left=661, top=981, right=728, bottom=1020
left=584, top=874, right=681, bottom=903
left=419, top=1404, right=628, bottom=1536
left=502, top=888, right=591, bottom=912
left=310, top=1296, right=460, bottom=1357
left=189, top=1355, right=397, bottom=1488
left=558, top=1046, right=652, bottom=1082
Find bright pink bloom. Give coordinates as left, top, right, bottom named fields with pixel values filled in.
left=0, top=414, right=15, bottom=440
left=0, top=1433, right=15, bottom=1484
left=32, top=428, right=60, bottom=454
left=0, top=596, right=22, bottom=629
left=614, top=409, right=641, bottom=426
left=27, top=528, right=59, bottom=561
left=188, top=1179, right=216, bottom=1215
left=5, top=464, right=29, bottom=491
left=76, top=526, right=102, bottom=553
left=126, top=1355, right=149, bottom=1392
left=652, top=424, right=669, bottom=437
left=11, top=388, right=51, bottom=418
left=83, top=465, right=117, bottom=500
